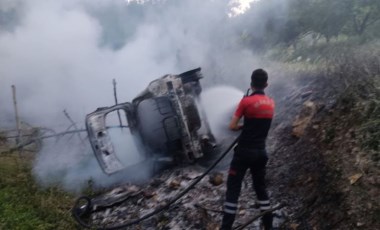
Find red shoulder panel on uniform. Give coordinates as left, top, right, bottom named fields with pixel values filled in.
left=234, top=95, right=274, bottom=119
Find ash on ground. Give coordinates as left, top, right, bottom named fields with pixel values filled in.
left=87, top=164, right=287, bottom=230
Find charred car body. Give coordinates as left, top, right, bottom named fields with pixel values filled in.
left=86, top=68, right=216, bottom=174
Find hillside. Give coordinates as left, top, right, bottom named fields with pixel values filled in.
left=267, top=44, right=380, bottom=229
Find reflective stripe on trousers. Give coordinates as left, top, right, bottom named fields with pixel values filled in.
left=258, top=199, right=271, bottom=211
left=224, top=202, right=238, bottom=214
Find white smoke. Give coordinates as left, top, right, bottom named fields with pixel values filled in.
left=0, top=0, right=264, bottom=192
left=200, top=86, right=245, bottom=140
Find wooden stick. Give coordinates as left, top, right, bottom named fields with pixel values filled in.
left=113, top=79, right=123, bottom=128
left=11, top=85, right=22, bottom=144
left=0, top=129, right=87, bottom=154
left=194, top=203, right=223, bottom=213
left=63, top=109, right=85, bottom=143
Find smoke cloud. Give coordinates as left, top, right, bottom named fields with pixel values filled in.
left=0, top=0, right=269, bottom=192
left=200, top=86, right=245, bottom=139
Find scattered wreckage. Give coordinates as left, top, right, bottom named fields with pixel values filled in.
left=86, top=68, right=217, bottom=174
left=73, top=166, right=286, bottom=229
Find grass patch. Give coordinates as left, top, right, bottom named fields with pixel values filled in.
left=0, top=154, right=77, bottom=230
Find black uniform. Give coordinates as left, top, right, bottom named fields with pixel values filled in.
left=221, top=90, right=275, bottom=230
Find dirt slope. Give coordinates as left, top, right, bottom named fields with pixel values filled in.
left=268, top=71, right=380, bottom=230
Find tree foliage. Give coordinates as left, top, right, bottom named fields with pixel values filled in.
left=346, top=0, right=380, bottom=36
left=239, top=0, right=380, bottom=50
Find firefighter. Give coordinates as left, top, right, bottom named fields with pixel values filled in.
left=221, top=69, right=275, bottom=230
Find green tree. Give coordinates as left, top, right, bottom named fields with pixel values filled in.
left=346, top=0, right=380, bottom=36
left=295, top=0, right=349, bottom=42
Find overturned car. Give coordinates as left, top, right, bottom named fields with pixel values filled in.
left=86, top=68, right=216, bottom=174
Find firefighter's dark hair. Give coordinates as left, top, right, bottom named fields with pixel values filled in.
left=250, top=69, right=268, bottom=88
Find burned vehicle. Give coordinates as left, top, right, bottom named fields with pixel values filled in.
left=86, top=68, right=216, bottom=174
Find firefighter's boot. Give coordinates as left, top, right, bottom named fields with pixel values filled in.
left=220, top=213, right=236, bottom=230
left=262, top=212, right=273, bottom=230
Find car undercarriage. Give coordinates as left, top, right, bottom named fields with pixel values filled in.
left=85, top=68, right=216, bottom=174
